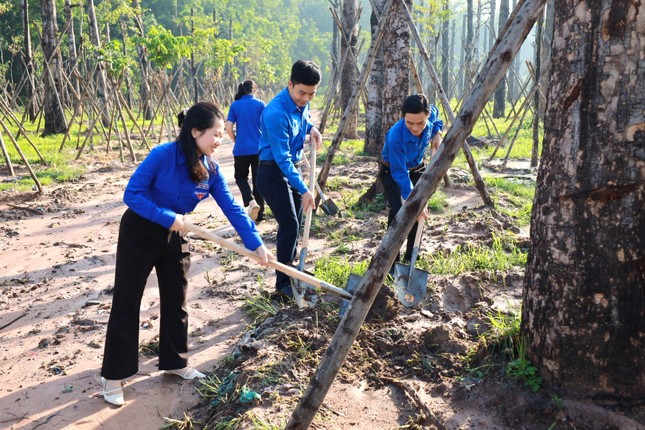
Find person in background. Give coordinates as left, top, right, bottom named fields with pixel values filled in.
left=225, top=80, right=266, bottom=222
left=379, top=93, right=443, bottom=267
left=256, top=60, right=322, bottom=302
left=100, top=102, right=272, bottom=407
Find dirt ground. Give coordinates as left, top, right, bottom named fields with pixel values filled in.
left=1, top=143, right=643, bottom=430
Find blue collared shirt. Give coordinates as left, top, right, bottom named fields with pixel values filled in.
left=226, top=94, right=266, bottom=156
left=123, top=141, right=263, bottom=251
left=258, top=87, right=314, bottom=194
left=381, top=106, right=444, bottom=199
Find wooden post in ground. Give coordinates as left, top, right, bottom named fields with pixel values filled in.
left=400, top=0, right=494, bottom=207
left=286, top=0, right=546, bottom=427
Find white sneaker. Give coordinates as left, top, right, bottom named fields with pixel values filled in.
left=246, top=200, right=260, bottom=221
left=100, top=377, right=125, bottom=406
left=164, top=367, right=206, bottom=380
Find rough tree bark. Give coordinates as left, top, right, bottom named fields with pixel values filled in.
left=493, top=0, right=509, bottom=117
left=530, top=9, right=542, bottom=167
left=363, top=0, right=386, bottom=155
left=40, top=0, right=68, bottom=135
left=382, top=0, right=412, bottom=132
left=522, top=0, right=645, bottom=399
left=340, top=0, right=360, bottom=139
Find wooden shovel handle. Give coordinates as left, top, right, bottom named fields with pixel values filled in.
left=301, top=142, right=316, bottom=249
left=184, top=222, right=352, bottom=300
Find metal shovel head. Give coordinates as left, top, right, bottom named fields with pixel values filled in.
left=291, top=258, right=318, bottom=308
left=319, top=197, right=339, bottom=216
left=339, top=273, right=361, bottom=316
left=393, top=262, right=429, bottom=307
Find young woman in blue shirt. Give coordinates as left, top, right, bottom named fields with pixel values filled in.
left=100, top=102, right=271, bottom=406
left=225, top=80, right=267, bottom=222
left=380, top=94, right=443, bottom=265
left=256, top=60, right=322, bottom=301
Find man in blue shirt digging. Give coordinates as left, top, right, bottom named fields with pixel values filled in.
left=257, top=60, right=322, bottom=302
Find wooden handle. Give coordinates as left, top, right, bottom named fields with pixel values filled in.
left=301, top=143, right=317, bottom=249
left=184, top=222, right=352, bottom=300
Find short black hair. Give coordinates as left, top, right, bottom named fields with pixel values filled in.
left=401, top=94, right=430, bottom=116
left=290, top=60, right=321, bottom=86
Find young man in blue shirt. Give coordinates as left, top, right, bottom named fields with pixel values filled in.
left=226, top=80, right=267, bottom=222
left=380, top=94, right=443, bottom=265
left=257, top=60, right=322, bottom=301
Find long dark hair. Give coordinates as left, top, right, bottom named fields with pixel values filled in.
left=234, top=80, right=256, bottom=101
left=176, top=102, right=224, bottom=182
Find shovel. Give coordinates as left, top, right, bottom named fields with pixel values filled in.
left=393, top=219, right=429, bottom=307
left=291, top=144, right=318, bottom=308
left=301, top=155, right=339, bottom=216
left=183, top=222, right=351, bottom=301
left=341, top=220, right=429, bottom=314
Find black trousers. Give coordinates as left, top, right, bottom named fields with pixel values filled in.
left=256, top=161, right=303, bottom=293
left=379, top=165, right=423, bottom=263
left=234, top=154, right=264, bottom=219
left=101, top=209, right=191, bottom=380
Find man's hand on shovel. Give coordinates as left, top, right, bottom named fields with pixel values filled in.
left=170, top=214, right=190, bottom=235
left=302, top=190, right=316, bottom=213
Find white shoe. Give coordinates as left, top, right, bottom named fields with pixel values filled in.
left=100, top=377, right=125, bottom=406
left=246, top=200, right=260, bottom=221
left=164, top=367, right=206, bottom=380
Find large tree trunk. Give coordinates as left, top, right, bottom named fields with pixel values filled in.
left=87, top=0, right=110, bottom=127
left=340, top=0, right=360, bottom=139
left=522, top=0, right=645, bottom=399
left=492, top=0, right=509, bottom=117
left=40, top=0, right=68, bottom=135
left=382, top=0, right=412, bottom=133
left=22, top=0, right=37, bottom=121
left=363, top=0, right=386, bottom=155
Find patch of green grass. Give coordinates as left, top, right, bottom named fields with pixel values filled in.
left=418, top=234, right=527, bottom=275
left=427, top=189, right=449, bottom=213
left=242, top=295, right=277, bottom=324
left=314, top=255, right=369, bottom=290
left=484, top=177, right=535, bottom=226
left=506, top=337, right=542, bottom=392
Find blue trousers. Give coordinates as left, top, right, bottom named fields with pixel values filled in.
left=256, top=161, right=303, bottom=293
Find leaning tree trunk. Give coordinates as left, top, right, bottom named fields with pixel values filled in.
left=87, top=0, right=110, bottom=127
left=40, top=0, right=68, bottom=135
left=363, top=0, right=386, bottom=155
left=382, top=0, right=412, bottom=134
left=522, top=0, right=645, bottom=399
left=493, top=0, right=509, bottom=117
left=340, top=0, right=360, bottom=139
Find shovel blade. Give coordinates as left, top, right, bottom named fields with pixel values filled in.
left=393, top=263, right=429, bottom=307
left=320, top=198, right=339, bottom=216
left=339, top=273, right=361, bottom=316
